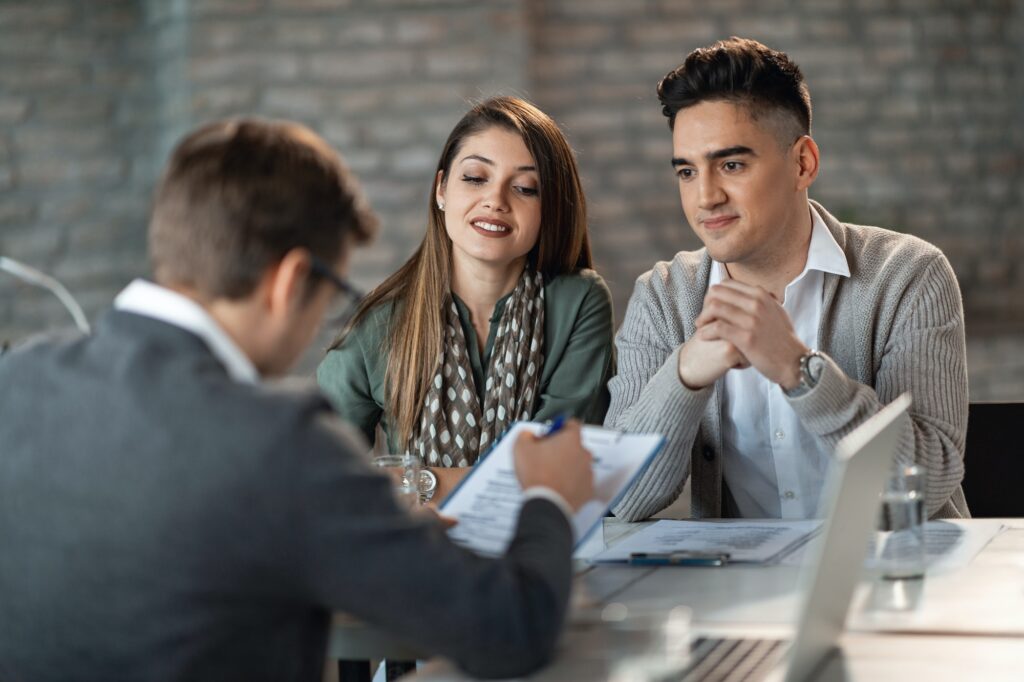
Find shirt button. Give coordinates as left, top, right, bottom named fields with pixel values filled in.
left=775, top=429, right=785, bottom=440
left=783, top=490, right=796, bottom=500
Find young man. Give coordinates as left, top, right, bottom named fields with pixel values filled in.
left=0, top=119, right=594, bottom=680
left=607, top=38, right=968, bottom=521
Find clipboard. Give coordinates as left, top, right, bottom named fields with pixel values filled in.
left=438, top=421, right=665, bottom=557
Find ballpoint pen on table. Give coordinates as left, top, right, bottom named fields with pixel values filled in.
left=628, top=552, right=730, bottom=567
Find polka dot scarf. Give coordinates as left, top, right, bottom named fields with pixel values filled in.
left=409, top=269, right=545, bottom=467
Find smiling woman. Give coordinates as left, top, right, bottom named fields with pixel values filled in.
left=317, top=97, right=615, bottom=500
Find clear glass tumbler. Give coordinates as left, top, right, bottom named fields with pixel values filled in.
left=876, top=464, right=927, bottom=579
left=373, top=454, right=422, bottom=511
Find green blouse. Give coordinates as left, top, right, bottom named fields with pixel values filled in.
left=316, top=269, right=616, bottom=454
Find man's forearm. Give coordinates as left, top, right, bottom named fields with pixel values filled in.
left=610, top=347, right=711, bottom=521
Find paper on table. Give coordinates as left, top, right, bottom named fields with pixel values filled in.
left=919, top=519, right=1005, bottom=573
left=440, top=422, right=664, bottom=557
left=848, top=520, right=1016, bottom=636
left=779, top=519, right=1005, bottom=571
left=591, top=519, right=823, bottom=564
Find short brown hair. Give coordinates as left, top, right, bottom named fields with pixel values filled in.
left=149, top=118, right=378, bottom=299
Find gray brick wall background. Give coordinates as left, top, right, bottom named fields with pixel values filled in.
left=1, top=0, right=1022, bottom=399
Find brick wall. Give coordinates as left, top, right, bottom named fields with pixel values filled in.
left=529, top=0, right=1024, bottom=331
left=1, top=0, right=1022, bottom=396
left=186, top=0, right=528, bottom=292
left=1, top=1, right=158, bottom=340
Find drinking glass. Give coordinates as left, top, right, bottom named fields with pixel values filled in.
left=875, top=464, right=927, bottom=579
left=373, top=454, right=422, bottom=511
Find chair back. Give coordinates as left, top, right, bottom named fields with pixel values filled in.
left=962, top=402, right=1024, bottom=517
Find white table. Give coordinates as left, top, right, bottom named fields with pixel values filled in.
left=398, top=519, right=1024, bottom=681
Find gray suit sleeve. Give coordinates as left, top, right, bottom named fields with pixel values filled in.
left=286, top=412, right=574, bottom=678
left=605, top=274, right=712, bottom=521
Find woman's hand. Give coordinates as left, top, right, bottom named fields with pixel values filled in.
left=430, top=466, right=471, bottom=502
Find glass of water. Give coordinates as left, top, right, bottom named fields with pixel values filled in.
left=876, top=464, right=927, bottom=579
left=373, top=454, right=422, bottom=511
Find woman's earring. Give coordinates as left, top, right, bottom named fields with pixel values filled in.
left=437, top=200, right=445, bottom=211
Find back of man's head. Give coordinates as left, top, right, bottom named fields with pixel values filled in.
left=149, top=119, right=378, bottom=300
left=658, top=37, right=812, bottom=148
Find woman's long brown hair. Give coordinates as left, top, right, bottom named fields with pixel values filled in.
left=329, top=96, right=592, bottom=448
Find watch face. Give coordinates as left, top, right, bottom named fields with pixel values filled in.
left=806, top=353, right=825, bottom=382
left=418, top=470, right=438, bottom=501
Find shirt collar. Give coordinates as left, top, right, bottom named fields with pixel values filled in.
left=709, top=204, right=850, bottom=285
left=805, top=204, right=850, bottom=279
left=114, top=279, right=260, bottom=384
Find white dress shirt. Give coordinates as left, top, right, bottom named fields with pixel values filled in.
left=714, top=206, right=851, bottom=518
left=114, top=279, right=260, bottom=385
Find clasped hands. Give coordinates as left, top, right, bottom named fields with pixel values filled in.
left=677, top=280, right=809, bottom=391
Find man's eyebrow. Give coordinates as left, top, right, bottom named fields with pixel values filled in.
left=459, top=154, right=536, bottom=172
left=671, top=146, right=757, bottom=167
left=707, top=145, right=755, bottom=161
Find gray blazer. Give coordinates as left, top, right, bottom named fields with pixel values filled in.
left=607, top=201, right=969, bottom=521
left=0, top=311, right=573, bottom=681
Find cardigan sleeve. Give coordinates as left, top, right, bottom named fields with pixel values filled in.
left=787, top=255, right=968, bottom=518
left=604, top=273, right=712, bottom=521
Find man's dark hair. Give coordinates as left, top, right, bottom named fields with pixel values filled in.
left=657, top=37, right=812, bottom=146
left=149, top=118, right=378, bottom=299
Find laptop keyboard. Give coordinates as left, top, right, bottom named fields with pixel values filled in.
left=677, top=637, right=790, bottom=681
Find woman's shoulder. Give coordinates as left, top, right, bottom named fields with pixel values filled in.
left=544, top=268, right=611, bottom=301
left=329, top=298, right=399, bottom=351
left=318, top=298, right=398, bottom=385
left=543, top=269, right=614, bottom=326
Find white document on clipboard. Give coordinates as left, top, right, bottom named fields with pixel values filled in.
left=439, top=422, right=664, bottom=557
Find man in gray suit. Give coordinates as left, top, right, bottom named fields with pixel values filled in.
left=0, top=119, right=594, bottom=681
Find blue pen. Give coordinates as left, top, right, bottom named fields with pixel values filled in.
left=542, top=413, right=569, bottom=437
left=628, top=552, right=729, bottom=567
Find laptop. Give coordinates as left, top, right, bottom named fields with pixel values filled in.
left=676, top=393, right=912, bottom=682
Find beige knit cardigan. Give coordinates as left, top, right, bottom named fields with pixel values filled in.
left=607, top=200, right=969, bottom=521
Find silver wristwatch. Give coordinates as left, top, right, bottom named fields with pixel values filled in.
left=418, top=469, right=438, bottom=503
left=784, top=350, right=825, bottom=398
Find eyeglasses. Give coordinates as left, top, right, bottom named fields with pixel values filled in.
left=310, top=257, right=364, bottom=327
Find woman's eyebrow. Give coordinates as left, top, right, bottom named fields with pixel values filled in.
left=459, top=154, right=536, bottom=172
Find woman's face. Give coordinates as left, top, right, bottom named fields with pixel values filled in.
left=436, top=126, right=542, bottom=274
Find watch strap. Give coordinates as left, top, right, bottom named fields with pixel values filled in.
left=784, top=349, right=824, bottom=398
left=418, top=469, right=437, bottom=503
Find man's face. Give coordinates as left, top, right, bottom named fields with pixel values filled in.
left=671, top=100, right=805, bottom=269
left=265, top=251, right=349, bottom=377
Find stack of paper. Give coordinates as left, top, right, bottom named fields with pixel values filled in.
left=591, top=519, right=823, bottom=564
left=441, top=422, right=664, bottom=557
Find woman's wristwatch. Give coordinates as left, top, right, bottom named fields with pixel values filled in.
left=418, top=469, right=438, bottom=503
left=784, top=350, right=825, bottom=398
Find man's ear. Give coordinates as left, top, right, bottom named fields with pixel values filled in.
left=793, top=135, right=820, bottom=191
left=265, top=248, right=314, bottom=316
